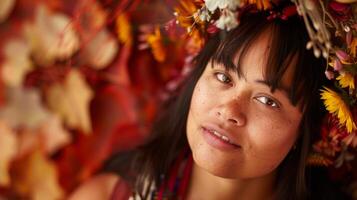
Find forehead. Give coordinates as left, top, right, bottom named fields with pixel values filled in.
left=234, top=29, right=297, bottom=90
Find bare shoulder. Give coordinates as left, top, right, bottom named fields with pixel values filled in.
left=68, top=173, right=120, bottom=200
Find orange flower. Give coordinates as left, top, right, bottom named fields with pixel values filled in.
left=174, top=0, right=206, bottom=53
left=116, top=13, right=132, bottom=44
left=174, top=0, right=205, bottom=37
left=147, top=26, right=166, bottom=62
left=242, top=0, right=272, bottom=10
left=350, top=38, right=357, bottom=57
left=174, top=0, right=203, bottom=29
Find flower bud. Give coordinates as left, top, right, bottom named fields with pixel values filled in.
left=325, top=70, right=335, bottom=80
left=335, top=50, right=350, bottom=62
left=333, top=58, right=343, bottom=71
left=314, top=48, right=321, bottom=58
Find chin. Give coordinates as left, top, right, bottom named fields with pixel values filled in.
left=198, top=160, right=241, bottom=179
left=208, top=168, right=240, bottom=179
left=191, top=148, right=242, bottom=179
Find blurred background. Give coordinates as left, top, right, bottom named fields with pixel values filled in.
left=0, top=0, right=190, bottom=199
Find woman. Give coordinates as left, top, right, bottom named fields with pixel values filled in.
left=70, top=3, right=350, bottom=200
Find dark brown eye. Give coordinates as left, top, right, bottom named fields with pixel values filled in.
left=255, top=96, right=280, bottom=108
left=215, top=72, right=231, bottom=84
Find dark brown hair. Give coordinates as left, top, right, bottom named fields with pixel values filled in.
left=115, top=10, right=329, bottom=200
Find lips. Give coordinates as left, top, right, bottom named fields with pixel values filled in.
left=201, top=125, right=241, bottom=148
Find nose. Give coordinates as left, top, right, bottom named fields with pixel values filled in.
left=216, top=100, right=246, bottom=126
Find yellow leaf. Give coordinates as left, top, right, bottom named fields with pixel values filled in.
left=12, top=149, right=64, bottom=200
left=77, top=0, right=107, bottom=35
left=0, top=87, right=51, bottom=129
left=17, top=129, right=39, bottom=159
left=0, top=121, right=17, bottom=186
left=320, top=87, right=356, bottom=133
left=46, top=69, right=93, bottom=134
left=38, top=114, right=71, bottom=154
left=16, top=114, right=72, bottom=156
left=24, top=4, right=79, bottom=66
left=81, top=29, right=119, bottom=69
left=1, top=39, right=33, bottom=87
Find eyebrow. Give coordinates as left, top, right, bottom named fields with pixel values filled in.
left=255, top=80, right=291, bottom=96
left=212, top=62, right=291, bottom=96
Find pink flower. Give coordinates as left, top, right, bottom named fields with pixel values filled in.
left=333, top=58, right=343, bottom=71
left=335, top=50, right=350, bottom=62
left=328, top=1, right=352, bottom=22
left=325, top=70, right=335, bottom=80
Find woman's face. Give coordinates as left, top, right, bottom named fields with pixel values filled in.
left=186, top=32, right=303, bottom=179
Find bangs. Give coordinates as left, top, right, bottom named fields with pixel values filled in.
left=209, top=12, right=325, bottom=110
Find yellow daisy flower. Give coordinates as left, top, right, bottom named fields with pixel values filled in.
left=320, top=87, right=356, bottom=133
left=336, top=73, right=355, bottom=90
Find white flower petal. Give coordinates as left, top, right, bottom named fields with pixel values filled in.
left=205, top=0, right=220, bottom=12
left=215, top=9, right=239, bottom=31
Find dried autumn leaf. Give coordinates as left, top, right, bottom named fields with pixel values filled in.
left=74, top=0, right=108, bottom=40
left=16, top=129, right=39, bottom=159
left=24, top=4, right=79, bottom=66
left=38, top=114, right=71, bottom=154
left=350, top=38, right=357, bottom=57
left=16, top=114, right=72, bottom=157
left=11, top=149, right=64, bottom=200
left=81, top=29, right=119, bottom=69
left=0, top=87, right=50, bottom=129
left=343, top=132, right=357, bottom=147
left=0, top=0, right=15, bottom=23
left=0, top=121, right=17, bottom=186
left=46, top=69, right=93, bottom=134
left=1, top=38, right=33, bottom=87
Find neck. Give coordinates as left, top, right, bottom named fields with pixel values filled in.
left=186, top=163, right=276, bottom=200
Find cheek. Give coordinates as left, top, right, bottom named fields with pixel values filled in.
left=187, top=79, right=216, bottom=129
left=187, top=81, right=204, bottom=144
left=245, top=114, right=301, bottom=172
left=190, top=80, right=212, bottom=112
